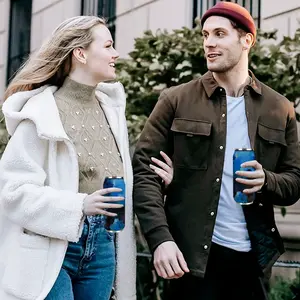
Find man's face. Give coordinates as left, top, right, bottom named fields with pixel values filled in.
left=202, top=16, right=244, bottom=73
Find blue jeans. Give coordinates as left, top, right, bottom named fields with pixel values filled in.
left=46, top=217, right=115, bottom=300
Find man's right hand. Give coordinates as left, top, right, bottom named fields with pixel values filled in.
left=153, top=241, right=189, bottom=279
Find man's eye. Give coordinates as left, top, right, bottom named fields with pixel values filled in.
left=217, top=32, right=224, bottom=37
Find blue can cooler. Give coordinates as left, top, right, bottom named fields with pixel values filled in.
left=233, top=148, right=256, bottom=205
left=103, top=176, right=125, bottom=232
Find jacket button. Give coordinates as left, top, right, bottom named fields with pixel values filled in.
left=271, top=228, right=275, bottom=232
left=204, top=245, right=208, bottom=250
left=210, top=212, right=215, bottom=216
left=216, top=178, right=220, bottom=182
left=222, top=113, right=225, bottom=118
left=219, top=146, right=224, bottom=150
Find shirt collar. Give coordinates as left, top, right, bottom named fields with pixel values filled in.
left=202, top=70, right=262, bottom=98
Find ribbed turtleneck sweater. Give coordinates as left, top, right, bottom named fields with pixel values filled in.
left=54, top=77, right=124, bottom=194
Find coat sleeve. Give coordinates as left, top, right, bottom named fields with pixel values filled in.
left=263, top=101, right=300, bottom=206
left=132, top=91, right=175, bottom=252
left=0, top=120, right=86, bottom=242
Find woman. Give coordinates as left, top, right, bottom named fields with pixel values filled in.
left=0, top=16, right=171, bottom=300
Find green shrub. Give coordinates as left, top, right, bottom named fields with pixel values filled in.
left=269, top=270, right=300, bottom=300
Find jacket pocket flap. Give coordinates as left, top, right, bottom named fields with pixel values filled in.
left=258, top=123, right=286, bottom=146
left=20, top=231, right=50, bottom=250
left=171, top=118, right=212, bottom=136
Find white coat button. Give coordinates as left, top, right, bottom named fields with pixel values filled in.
left=271, top=228, right=275, bottom=232
left=219, top=146, right=223, bottom=150
left=216, top=178, right=220, bottom=182
left=204, top=245, right=208, bottom=250
left=222, top=113, right=225, bottom=118
left=210, top=212, right=215, bottom=216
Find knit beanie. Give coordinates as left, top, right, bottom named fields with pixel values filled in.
left=201, top=2, right=256, bottom=42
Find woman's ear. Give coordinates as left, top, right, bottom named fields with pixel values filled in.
left=72, top=48, right=87, bottom=64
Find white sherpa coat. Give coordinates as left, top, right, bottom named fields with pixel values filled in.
left=0, top=83, right=136, bottom=300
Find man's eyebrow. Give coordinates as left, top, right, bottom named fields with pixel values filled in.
left=202, top=27, right=227, bottom=34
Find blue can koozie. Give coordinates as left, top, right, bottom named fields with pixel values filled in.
left=103, top=176, right=125, bottom=232
left=233, top=148, right=256, bottom=205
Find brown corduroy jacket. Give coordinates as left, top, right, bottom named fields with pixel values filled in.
left=132, top=71, right=300, bottom=278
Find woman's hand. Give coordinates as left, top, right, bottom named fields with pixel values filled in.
left=150, top=151, right=174, bottom=188
left=83, top=188, right=124, bottom=216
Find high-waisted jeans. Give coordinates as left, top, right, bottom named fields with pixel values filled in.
left=46, top=217, right=115, bottom=300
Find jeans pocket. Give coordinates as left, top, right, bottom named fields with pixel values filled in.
left=105, top=229, right=115, bottom=242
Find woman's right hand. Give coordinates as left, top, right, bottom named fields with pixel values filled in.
left=150, top=151, right=174, bottom=187
left=83, top=188, right=124, bottom=216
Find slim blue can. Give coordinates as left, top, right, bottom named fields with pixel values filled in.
left=103, top=176, right=125, bottom=232
left=233, top=148, right=256, bottom=205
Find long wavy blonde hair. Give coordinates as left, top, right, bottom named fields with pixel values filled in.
left=4, top=16, right=106, bottom=100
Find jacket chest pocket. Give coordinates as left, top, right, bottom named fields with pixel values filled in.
left=171, top=118, right=212, bottom=170
left=257, top=123, right=286, bottom=171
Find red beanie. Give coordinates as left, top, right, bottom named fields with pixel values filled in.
left=201, top=2, right=256, bottom=42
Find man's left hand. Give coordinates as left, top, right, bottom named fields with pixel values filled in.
left=235, top=160, right=265, bottom=194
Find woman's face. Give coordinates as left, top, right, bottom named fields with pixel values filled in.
left=79, top=24, right=119, bottom=83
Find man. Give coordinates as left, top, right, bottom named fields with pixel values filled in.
left=132, top=2, right=300, bottom=300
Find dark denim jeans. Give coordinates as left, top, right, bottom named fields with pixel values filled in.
left=46, top=217, right=115, bottom=300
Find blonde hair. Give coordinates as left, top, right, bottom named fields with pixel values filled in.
left=4, top=16, right=106, bottom=100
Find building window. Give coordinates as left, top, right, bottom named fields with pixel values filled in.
left=98, top=0, right=116, bottom=44
left=7, top=0, right=32, bottom=84
left=81, top=0, right=98, bottom=15
left=81, top=0, right=117, bottom=44
left=193, top=0, right=261, bottom=28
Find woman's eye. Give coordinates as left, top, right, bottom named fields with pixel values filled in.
left=217, top=32, right=224, bottom=37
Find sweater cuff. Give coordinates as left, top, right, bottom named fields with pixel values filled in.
left=146, top=225, right=174, bottom=253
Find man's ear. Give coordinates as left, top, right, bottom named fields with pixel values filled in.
left=241, top=33, right=254, bottom=50
left=72, top=48, right=87, bottom=64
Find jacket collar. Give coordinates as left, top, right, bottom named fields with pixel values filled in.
left=2, top=86, right=68, bottom=140
left=3, top=81, right=127, bottom=141
left=201, top=70, right=262, bottom=98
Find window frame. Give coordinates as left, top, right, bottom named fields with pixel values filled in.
left=6, top=0, right=33, bottom=84
left=192, top=0, right=261, bottom=28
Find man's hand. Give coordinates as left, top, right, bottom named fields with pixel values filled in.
left=153, top=241, right=189, bottom=279
left=235, top=160, right=265, bottom=194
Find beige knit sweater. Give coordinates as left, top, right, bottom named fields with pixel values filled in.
left=54, top=77, right=124, bottom=194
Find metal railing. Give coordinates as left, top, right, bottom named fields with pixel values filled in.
left=274, top=260, right=300, bottom=268
left=138, top=252, right=300, bottom=268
